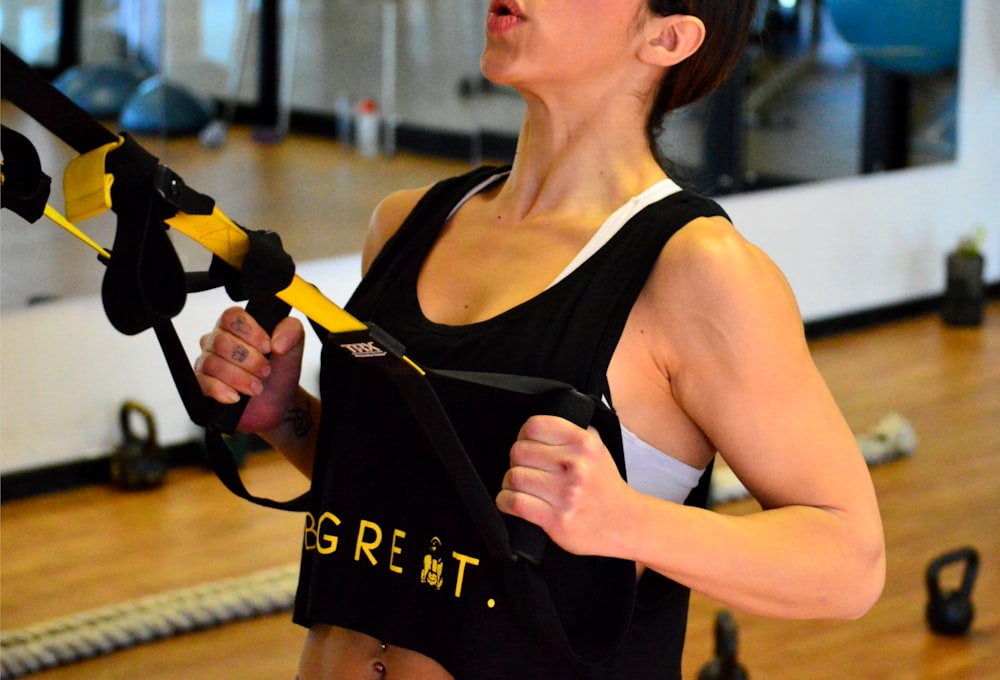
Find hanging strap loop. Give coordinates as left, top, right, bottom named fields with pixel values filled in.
left=97, top=137, right=188, bottom=336
left=0, top=124, right=52, bottom=223
left=2, top=44, right=643, bottom=663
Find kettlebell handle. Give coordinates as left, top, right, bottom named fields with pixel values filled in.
left=926, top=546, right=980, bottom=599
left=120, top=400, right=157, bottom=443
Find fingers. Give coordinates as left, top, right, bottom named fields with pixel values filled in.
left=498, top=416, right=590, bottom=518
left=499, top=417, right=633, bottom=557
left=219, top=306, right=273, bottom=354
left=195, top=351, right=264, bottom=404
left=270, top=315, right=306, bottom=357
left=510, top=415, right=589, bottom=469
left=195, top=307, right=275, bottom=404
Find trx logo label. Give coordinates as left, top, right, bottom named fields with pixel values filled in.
left=303, top=513, right=483, bottom=600
left=339, top=341, right=388, bottom=359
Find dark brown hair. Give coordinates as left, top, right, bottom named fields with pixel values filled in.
left=645, top=0, right=759, bottom=154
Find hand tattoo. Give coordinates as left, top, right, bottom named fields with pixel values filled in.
left=231, top=316, right=250, bottom=333
left=231, top=345, right=250, bottom=363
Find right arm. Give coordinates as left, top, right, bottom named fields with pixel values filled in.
left=195, top=186, right=431, bottom=478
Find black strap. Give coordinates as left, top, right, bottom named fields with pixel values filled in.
left=1, top=45, right=119, bottom=151
left=100, top=136, right=189, bottom=336
left=349, top=326, right=600, bottom=563
left=2, top=42, right=305, bottom=496
left=3, top=45, right=638, bottom=662
left=320, top=326, right=636, bottom=662
left=1, top=124, right=52, bottom=223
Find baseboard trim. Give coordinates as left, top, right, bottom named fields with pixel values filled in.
left=290, top=110, right=519, bottom=162
left=1, top=435, right=269, bottom=504
left=803, top=283, right=998, bottom=339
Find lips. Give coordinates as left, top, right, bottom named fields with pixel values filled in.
left=489, top=0, right=522, bottom=17
left=487, top=0, right=523, bottom=35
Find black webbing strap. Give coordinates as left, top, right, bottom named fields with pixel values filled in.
left=1, top=124, right=52, bottom=223
left=2, top=44, right=638, bottom=662
left=317, top=325, right=637, bottom=662
left=331, top=325, right=601, bottom=564
left=1, top=43, right=549, bottom=558
left=427, top=367, right=598, bottom=565
left=2, top=41, right=306, bottom=501
left=100, top=136, right=189, bottom=336
left=1, top=45, right=119, bottom=152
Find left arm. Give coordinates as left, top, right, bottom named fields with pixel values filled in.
left=497, top=217, right=885, bottom=620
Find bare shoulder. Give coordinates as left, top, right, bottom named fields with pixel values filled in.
left=642, top=215, right=867, bottom=510
left=648, top=215, right=803, bottom=354
left=361, top=185, right=434, bottom=274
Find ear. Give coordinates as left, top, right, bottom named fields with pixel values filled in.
left=640, top=14, right=706, bottom=68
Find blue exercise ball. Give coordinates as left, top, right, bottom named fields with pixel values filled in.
left=827, top=0, right=962, bottom=74
left=119, top=75, right=214, bottom=136
left=53, top=62, right=151, bottom=119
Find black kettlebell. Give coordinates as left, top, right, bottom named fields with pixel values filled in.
left=925, top=546, right=980, bottom=636
left=698, top=609, right=749, bottom=680
left=110, top=401, right=166, bottom=490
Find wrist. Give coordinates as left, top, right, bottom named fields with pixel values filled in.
left=259, top=388, right=318, bottom=446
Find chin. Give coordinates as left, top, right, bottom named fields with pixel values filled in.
left=480, top=51, right=518, bottom=89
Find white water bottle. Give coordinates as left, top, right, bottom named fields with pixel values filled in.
left=355, top=99, right=380, bottom=158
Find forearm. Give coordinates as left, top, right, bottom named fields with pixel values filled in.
left=257, top=386, right=321, bottom=479
left=621, top=494, right=885, bottom=620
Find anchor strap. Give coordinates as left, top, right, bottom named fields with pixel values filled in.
left=2, top=44, right=649, bottom=662
left=1, top=42, right=602, bottom=563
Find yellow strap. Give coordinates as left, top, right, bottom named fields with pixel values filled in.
left=61, top=143, right=373, bottom=339
left=43, top=204, right=111, bottom=258
left=1, top=165, right=110, bottom=257
left=165, top=209, right=368, bottom=335
left=63, top=137, right=124, bottom=222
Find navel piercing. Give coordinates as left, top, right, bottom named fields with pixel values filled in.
left=374, top=642, right=388, bottom=674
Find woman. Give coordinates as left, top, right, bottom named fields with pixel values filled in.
left=196, top=0, right=885, bottom=677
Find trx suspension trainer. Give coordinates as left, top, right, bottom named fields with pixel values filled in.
left=1, top=44, right=647, bottom=664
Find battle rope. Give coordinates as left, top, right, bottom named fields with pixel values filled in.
left=0, top=564, right=298, bottom=679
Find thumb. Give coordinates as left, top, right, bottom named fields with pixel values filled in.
left=267, top=316, right=306, bottom=381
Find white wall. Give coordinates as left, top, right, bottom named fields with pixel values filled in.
left=1, top=0, right=997, bottom=475
left=0, top=257, right=362, bottom=474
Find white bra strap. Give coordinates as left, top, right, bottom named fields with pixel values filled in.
left=548, top=178, right=682, bottom=287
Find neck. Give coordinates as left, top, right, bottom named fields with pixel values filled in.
left=497, top=87, right=667, bottom=223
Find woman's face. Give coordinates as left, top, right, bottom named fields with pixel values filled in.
left=481, top=0, right=651, bottom=92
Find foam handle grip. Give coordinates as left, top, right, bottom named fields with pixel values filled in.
left=203, top=297, right=292, bottom=433
left=509, top=388, right=597, bottom=565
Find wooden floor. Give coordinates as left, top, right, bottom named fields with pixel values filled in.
left=1, top=121, right=997, bottom=677
left=3, top=303, right=997, bottom=679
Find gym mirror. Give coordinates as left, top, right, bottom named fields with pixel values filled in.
left=1, top=0, right=963, bottom=309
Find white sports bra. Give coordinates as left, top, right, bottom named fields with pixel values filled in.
left=448, top=172, right=705, bottom=504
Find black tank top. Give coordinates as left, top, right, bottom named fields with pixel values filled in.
left=293, top=166, right=729, bottom=679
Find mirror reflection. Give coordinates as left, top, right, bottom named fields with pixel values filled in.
left=1, top=0, right=962, bottom=310
left=0, top=0, right=962, bottom=182
left=661, top=0, right=961, bottom=192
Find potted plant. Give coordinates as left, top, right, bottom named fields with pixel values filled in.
left=941, top=226, right=987, bottom=327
